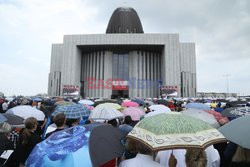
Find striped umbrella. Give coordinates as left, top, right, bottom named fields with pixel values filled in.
left=55, top=101, right=76, bottom=106
left=52, top=104, right=90, bottom=119
left=89, top=106, right=124, bottom=121
left=128, top=112, right=226, bottom=151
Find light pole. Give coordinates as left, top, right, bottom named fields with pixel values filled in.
left=223, top=74, right=231, bottom=96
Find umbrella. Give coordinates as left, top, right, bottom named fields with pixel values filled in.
left=221, top=107, right=250, bottom=117
left=6, top=105, right=45, bottom=121
left=96, top=103, right=122, bottom=110
left=144, top=110, right=171, bottom=118
left=89, top=124, right=125, bottom=167
left=26, top=126, right=92, bottom=167
left=127, top=112, right=226, bottom=151
left=219, top=115, right=250, bottom=149
left=144, top=100, right=155, bottom=106
left=122, top=107, right=145, bottom=121
left=54, top=101, right=76, bottom=106
left=2, top=113, right=24, bottom=127
left=33, top=97, right=43, bottom=102
left=156, top=99, right=168, bottom=106
left=5, top=97, right=14, bottom=102
left=78, top=99, right=94, bottom=106
left=131, top=98, right=145, bottom=106
left=181, top=109, right=220, bottom=128
left=228, top=101, right=248, bottom=107
left=149, top=104, right=171, bottom=112
left=205, top=110, right=229, bottom=125
left=52, top=104, right=90, bottom=119
left=186, top=103, right=210, bottom=110
left=0, top=114, right=7, bottom=123
left=121, top=101, right=139, bottom=107
left=89, top=106, right=123, bottom=121
left=93, top=100, right=117, bottom=107
left=83, top=104, right=94, bottom=111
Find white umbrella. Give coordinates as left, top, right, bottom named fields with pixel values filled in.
left=149, top=105, right=171, bottom=112
left=6, top=105, right=45, bottom=121
left=182, top=108, right=220, bottom=128
left=89, top=106, right=123, bottom=121
left=78, top=99, right=94, bottom=106
left=145, top=110, right=171, bottom=118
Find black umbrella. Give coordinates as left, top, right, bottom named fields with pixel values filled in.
left=89, top=124, right=126, bottom=167
left=221, top=107, right=250, bottom=117
left=156, top=99, right=168, bottom=105
left=228, top=101, right=248, bottom=107
left=2, top=113, right=24, bottom=127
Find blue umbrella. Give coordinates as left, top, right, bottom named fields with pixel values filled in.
left=26, top=126, right=92, bottom=167
left=132, top=98, right=145, bottom=106
left=186, top=103, right=210, bottom=110
left=0, top=114, right=7, bottom=123
left=52, top=104, right=90, bottom=119
left=33, top=97, right=43, bottom=102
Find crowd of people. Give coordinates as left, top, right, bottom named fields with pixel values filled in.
left=0, top=96, right=250, bottom=167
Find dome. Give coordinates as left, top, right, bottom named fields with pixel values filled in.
left=106, top=7, right=144, bottom=34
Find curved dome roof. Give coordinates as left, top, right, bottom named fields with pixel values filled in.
left=106, top=7, right=144, bottom=34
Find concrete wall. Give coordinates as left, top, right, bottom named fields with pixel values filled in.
left=180, top=43, right=196, bottom=97
left=48, top=44, right=63, bottom=96
left=48, top=33, right=196, bottom=98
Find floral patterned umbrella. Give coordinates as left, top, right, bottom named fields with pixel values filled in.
left=127, top=112, right=226, bottom=151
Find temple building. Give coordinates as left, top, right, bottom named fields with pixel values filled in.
left=48, top=7, right=196, bottom=98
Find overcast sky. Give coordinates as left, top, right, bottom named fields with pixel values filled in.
left=0, top=0, right=249, bottom=96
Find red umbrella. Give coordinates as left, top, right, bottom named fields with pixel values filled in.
left=205, top=110, right=229, bottom=125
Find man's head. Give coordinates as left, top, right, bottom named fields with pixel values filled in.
left=53, top=113, right=66, bottom=128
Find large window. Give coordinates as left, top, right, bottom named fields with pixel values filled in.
left=112, top=53, right=129, bottom=80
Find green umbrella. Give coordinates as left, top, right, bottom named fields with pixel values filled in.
left=219, top=115, right=250, bottom=149
left=96, top=103, right=122, bottom=110
left=127, top=112, right=226, bottom=151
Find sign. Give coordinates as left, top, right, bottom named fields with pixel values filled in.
left=161, top=85, right=178, bottom=97
left=62, top=85, right=80, bottom=94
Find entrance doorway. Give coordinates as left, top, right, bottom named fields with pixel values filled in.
left=111, top=90, right=129, bottom=99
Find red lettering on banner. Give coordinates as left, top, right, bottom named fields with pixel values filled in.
left=87, top=77, right=96, bottom=89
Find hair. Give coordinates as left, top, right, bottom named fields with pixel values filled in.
left=53, top=113, right=66, bottom=127
left=66, top=118, right=80, bottom=127
left=124, top=115, right=133, bottom=125
left=232, top=146, right=250, bottom=163
left=21, top=117, right=38, bottom=145
left=107, top=119, right=118, bottom=127
left=185, top=148, right=207, bottom=167
left=0, top=122, right=12, bottom=133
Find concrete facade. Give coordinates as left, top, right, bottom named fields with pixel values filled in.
left=48, top=33, right=196, bottom=98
